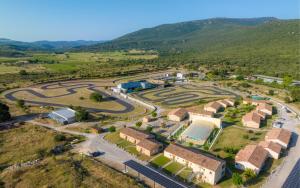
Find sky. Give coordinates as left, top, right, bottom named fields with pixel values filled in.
left=0, top=0, right=299, bottom=42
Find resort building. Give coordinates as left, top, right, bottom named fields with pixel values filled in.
left=235, top=145, right=268, bottom=174
left=168, top=108, right=188, bottom=122
left=187, top=109, right=214, bottom=118
left=255, top=110, right=267, bottom=120
left=136, top=139, right=163, bottom=156
left=258, top=141, right=282, bottom=159
left=224, top=98, right=235, bottom=106
left=48, top=108, right=76, bottom=125
left=204, top=102, right=223, bottom=113
left=243, top=98, right=269, bottom=106
left=117, top=81, right=154, bottom=93
left=164, top=144, right=226, bottom=185
left=143, top=116, right=153, bottom=123
left=119, top=128, right=161, bottom=156
left=257, top=103, right=273, bottom=116
left=120, top=127, right=153, bottom=144
left=216, top=100, right=231, bottom=108
left=265, top=128, right=292, bottom=149
left=242, top=111, right=262, bottom=129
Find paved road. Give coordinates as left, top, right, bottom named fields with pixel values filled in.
left=3, top=81, right=134, bottom=114
left=262, top=101, right=300, bottom=188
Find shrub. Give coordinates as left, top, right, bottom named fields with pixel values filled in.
left=135, top=121, right=142, bottom=128
left=268, top=90, right=275, bottom=96
left=232, top=173, right=243, bottom=186
left=16, top=99, right=25, bottom=108
left=243, top=168, right=256, bottom=181
left=54, top=134, right=66, bottom=142
left=223, top=147, right=239, bottom=154
left=108, top=126, right=116, bottom=132
left=75, top=107, right=89, bottom=121
left=243, top=135, right=249, bottom=139
left=151, top=111, right=157, bottom=118
left=0, top=102, right=11, bottom=122
left=146, top=126, right=153, bottom=133
left=89, top=92, right=103, bottom=102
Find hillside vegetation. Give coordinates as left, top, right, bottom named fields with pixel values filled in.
left=78, top=18, right=300, bottom=79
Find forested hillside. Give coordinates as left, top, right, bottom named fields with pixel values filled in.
left=77, top=17, right=300, bottom=78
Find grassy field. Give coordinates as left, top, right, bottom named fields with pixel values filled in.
left=0, top=123, right=142, bottom=188
left=163, top=161, right=184, bottom=175
left=0, top=51, right=158, bottom=74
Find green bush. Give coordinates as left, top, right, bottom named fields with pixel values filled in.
left=135, top=121, right=142, bottom=127
left=75, top=107, right=89, bottom=121
left=89, top=92, right=103, bottom=102
left=108, top=126, right=116, bottom=132
left=232, top=173, right=243, bottom=186
left=54, top=134, right=66, bottom=142
left=0, top=102, right=11, bottom=122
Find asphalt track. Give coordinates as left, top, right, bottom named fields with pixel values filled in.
left=4, top=81, right=134, bottom=114
left=135, top=84, right=238, bottom=106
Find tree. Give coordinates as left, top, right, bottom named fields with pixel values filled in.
left=75, top=107, right=89, bottom=121
left=135, top=121, right=142, bottom=128
left=19, top=70, right=28, bottom=76
left=151, top=111, right=157, bottom=118
left=108, top=126, right=116, bottom=132
left=289, top=87, right=300, bottom=102
left=268, top=89, right=274, bottom=96
left=161, top=122, right=166, bottom=128
left=232, top=173, right=243, bottom=186
left=236, top=75, right=244, bottom=81
left=146, top=126, right=153, bottom=133
left=0, top=102, right=11, bottom=122
left=16, top=99, right=25, bottom=108
left=54, top=134, right=66, bottom=142
left=283, top=75, right=293, bottom=88
left=243, top=168, right=256, bottom=181
left=89, top=92, right=103, bottom=102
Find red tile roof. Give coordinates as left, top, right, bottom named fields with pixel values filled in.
left=235, top=145, right=268, bottom=169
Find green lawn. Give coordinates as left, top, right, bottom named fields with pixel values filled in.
left=150, top=154, right=171, bottom=167
left=178, top=167, right=193, bottom=180
left=163, top=161, right=184, bottom=175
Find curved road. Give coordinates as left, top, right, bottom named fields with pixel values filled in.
left=4, top=81, right=134, bottom=114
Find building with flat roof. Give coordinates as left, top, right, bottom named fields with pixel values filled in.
left=117, top=81, right=154, bottom=93
left=235, top=145, right=268, bottom=174
left=265, top=128, right=292, bottom=149
left=164, top=144, right=226, bottom=185
left=48, top=108, right=76, bottom=125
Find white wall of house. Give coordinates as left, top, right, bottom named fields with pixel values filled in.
left=235, top=161, right=261, bottom=174
left=265, top=148, right=280, bottom=159
left=189, top=115, right=221, bottom=128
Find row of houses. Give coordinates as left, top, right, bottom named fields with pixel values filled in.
left=204, top=99, right=235, bottom=113
left=119, top=127, right=226, bottom=185
left=242, top=99, right=273, bottom=129
left=119, top=127, right=163, bottom=156
left=235, top=128, right=292, bottom=174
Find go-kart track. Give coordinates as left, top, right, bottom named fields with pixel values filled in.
left=3, top=80, right=135, bottom=114
left=134, top=84, right=238, bottom=106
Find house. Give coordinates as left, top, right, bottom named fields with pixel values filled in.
left=117, top=81, right=154, bottom=93
left=242, top=111, right=262, bottom=129
left=204, top=102, right=223, bottom=113
left=243, top=98, right=270, bottom=106
left=265, top=128, right=292, bottom=149
left=176, top=73, right=186, bottom=79
left=216, top=100, right=231, bottom=108
left=255, top=110, right=267, bottom=120
left=187, top=109, right=214, bottom=118
left=136, top=139, right=163, bottom=156
left=235, top=145, right=268, bottom=174
left=119, top=128, right=161, bottom=156
left=48, top=108, right=76, bottom=125
left=168, top=108, right=188, bottom=122
left=143, top=116, right=153, bottom=123
left=258, top=141, right=282, bottom=159
left=257, top=103, right=273, bottom=116
left=120, top=127, right=153, bottom=144
left=164, top=144, right=226, bottom=185
left=224, top=98, right=235, bottom=106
